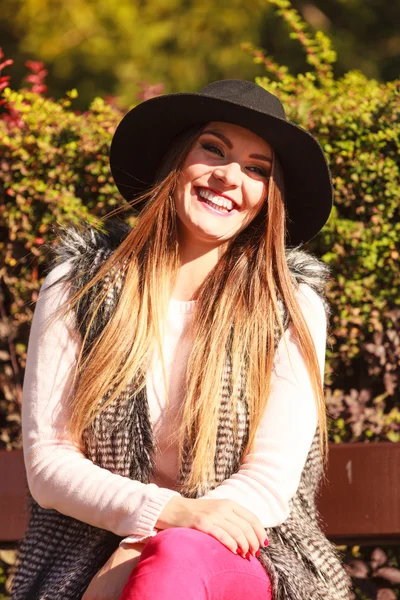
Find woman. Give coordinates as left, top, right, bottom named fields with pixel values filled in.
left=12, top=80, right=351, bottom=600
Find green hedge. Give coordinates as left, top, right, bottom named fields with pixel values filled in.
left=1, top=0, right=399, bottom=448
left=243, top=0, right=400, bottom=442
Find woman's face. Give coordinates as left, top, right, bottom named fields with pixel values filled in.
left=173, top=121, right=273, bottom=248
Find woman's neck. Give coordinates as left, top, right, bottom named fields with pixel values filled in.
left=172, top=239, right=225, bottom=301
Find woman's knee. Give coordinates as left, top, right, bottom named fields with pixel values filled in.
left=141, top=528, right=213, bottom=564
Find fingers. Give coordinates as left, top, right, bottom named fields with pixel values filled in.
left=191, top=513, right=253, bottom=557
left=216, top=518, right=251, bottom=555
left=158, top=497, right=268, bottom=559
left=195, top=522, right=239, bottom=555
left=192, top=512, right=260, bottom=557
left=223, top=514, right=260, bottom=556
left=231, top=503, right=267, bottom=548
left=198, top=520, right=261, bottom=560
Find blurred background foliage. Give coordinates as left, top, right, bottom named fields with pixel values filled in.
left=1, top=0, right=399, bottom=449
left=0, top=0, right=399, bottom=109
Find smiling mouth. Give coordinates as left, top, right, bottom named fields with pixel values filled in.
left=196, top=188, right=236, bottom=214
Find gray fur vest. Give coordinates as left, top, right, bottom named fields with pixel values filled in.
left=12, top=220, right=352, bottom=600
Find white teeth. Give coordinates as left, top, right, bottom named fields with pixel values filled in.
left=198, top=188, right=234, bottom=211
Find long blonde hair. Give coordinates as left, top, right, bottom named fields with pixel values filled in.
left=63, top=124, right=328, bottom=493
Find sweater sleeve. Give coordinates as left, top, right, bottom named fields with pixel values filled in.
left=22, top=261, right=179, bottom=540
left=200, top=283, right=326, bottom=528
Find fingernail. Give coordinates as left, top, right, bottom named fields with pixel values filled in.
left=264, top=538, right=269, bottom=547
left=246, top=551, right=251, bottom=560
left=255, top=549, right=261, bottom=557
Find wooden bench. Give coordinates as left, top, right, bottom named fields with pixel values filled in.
left=0, top=450, right=28, bottom=543
left=318, top=442, right=400, bottom=545
left=1, top=443, right=399, bottom=545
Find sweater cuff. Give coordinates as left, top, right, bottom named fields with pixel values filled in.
left=121, top=488, right=180, bottom=545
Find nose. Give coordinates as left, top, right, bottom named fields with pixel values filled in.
left=212, top=161, right=241, bottom=187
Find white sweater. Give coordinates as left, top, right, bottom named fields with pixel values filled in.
left=22, top=260, right=326, bottom=544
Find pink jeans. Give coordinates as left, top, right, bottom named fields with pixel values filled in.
left=120, top=528, right=272, bottom=600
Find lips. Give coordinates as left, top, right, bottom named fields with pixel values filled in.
left=196, top=187, right=238, bottom=213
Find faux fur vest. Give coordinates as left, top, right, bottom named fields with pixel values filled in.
left=12, top=220, right=352, bottom=600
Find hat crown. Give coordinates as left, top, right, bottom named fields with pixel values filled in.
left=199, top=79, right=286, bottom=120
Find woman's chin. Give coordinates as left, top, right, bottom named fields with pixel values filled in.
left=177, top=207, right=241, bottom=245
left=192, top=219, right=238, bottom=243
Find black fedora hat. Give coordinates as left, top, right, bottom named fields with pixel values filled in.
left=109, top=79, right=332, bottom=246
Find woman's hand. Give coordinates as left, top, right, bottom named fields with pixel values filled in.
left=82, top=542, right=145, bottom=600
left=156, top=496, right=267, bottom=557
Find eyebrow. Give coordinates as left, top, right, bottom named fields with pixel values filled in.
left=201, top=128, right=273, bottom=164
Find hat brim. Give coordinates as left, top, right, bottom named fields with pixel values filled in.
left=109, top=93, right=332, bottom=246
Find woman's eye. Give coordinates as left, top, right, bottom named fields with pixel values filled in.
left=201, top=143, right=224, bottom=157
left=248, top=166, right=269, bottom=178
left=200, top=143, right=269, bottom=178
